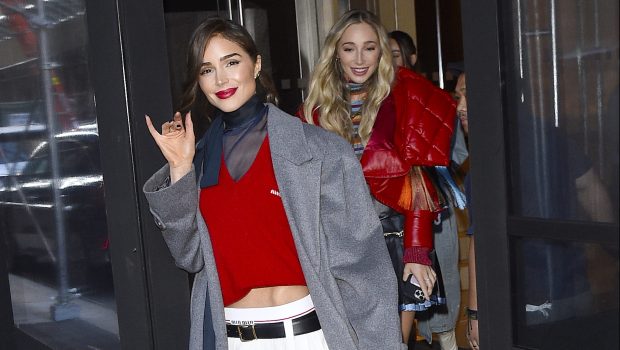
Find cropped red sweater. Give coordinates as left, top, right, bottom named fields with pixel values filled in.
left=199, top=137, right=306, bottom=306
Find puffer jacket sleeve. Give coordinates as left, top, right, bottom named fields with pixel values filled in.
left=143, top=164, right=205, bottom=273
left=392, top=68, right=456, bottom=167
left=386, top=69, right=456, bottom=264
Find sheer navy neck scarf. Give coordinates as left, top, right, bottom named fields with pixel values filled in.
left=193, top=94, right=266, bottom=188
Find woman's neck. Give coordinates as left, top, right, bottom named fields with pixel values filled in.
left=219, top=94, right=264, bottom=133
left=347, top=82, right=367, bottom=119
left=347, top=82, right=368, bottom=103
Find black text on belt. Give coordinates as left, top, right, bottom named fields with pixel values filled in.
left=226, top=310, right=321, bottom=342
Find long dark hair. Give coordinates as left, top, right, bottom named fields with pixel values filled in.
left=388, top=30, right=417, bottom=71
left=177, top=17, right=278, bottom=137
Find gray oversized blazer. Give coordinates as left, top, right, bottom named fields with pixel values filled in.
left=143, top=104, right=406, bottom=350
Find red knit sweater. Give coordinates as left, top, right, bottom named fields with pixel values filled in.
left=199, top=137, right=307, bottom=306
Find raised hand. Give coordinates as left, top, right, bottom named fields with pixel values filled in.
left=145, top=112, right=195, bottom=184
left=403, top=262, right=437, bottom=301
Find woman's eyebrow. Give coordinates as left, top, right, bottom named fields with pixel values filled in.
left=340, top=41, right=377, bottom=46
left=201, top=53, right=242, bottom=66
left=220, top=53, right=241, bottom=61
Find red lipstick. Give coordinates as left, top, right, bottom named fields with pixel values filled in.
left=215, top=88, right=237, bottom=99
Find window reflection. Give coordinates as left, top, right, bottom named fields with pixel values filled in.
left=509, top=0, right=619, bottom=224
left=512, top=237, right=619, bottom=349
left=0, top=0, right=120, bottom=348
left=507, top=0, right=619, bottom=349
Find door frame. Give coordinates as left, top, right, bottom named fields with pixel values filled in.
left=460, top=1, right=512, bottom=348
left=85, top=0, right=191, bottom=349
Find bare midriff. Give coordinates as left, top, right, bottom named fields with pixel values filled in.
left=227, top=285, right=310, bottom=308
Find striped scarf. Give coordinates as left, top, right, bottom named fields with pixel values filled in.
left=348, top=82, right=367, bottom=157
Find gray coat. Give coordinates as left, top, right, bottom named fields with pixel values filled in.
left=143, top=105, right=406, bottom=350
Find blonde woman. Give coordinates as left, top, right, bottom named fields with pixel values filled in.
left=300, top=9, right=457, bottom=344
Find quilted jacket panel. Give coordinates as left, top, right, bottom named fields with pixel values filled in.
left=393, top=68, right=456, bottom=166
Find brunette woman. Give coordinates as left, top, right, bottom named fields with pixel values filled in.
left=300, top=10, right=457, bottom=345
left=144, top=17, right=404, bottom=350
left=388, top=30, right=417, bottom=71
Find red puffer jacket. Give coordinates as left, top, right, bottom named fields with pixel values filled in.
left=361, top=68, right=456, bottom=262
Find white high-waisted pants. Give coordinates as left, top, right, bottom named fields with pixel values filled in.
left=225, top=295, right=330, bottom=350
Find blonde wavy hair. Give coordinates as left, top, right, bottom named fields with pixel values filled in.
left=303, top=9, right=394, bottom=144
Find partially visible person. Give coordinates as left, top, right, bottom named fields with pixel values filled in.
left=415, top=92, right=468, bottom=350
left=143, top=17, right=405, bottom=350
left=300, top=9, right=457, bottom=345
left=388, top=30, right=469, bottom=350
left=454, top=74, right=468, bottom=139
left=454, top=73, right=479, bottom=350
left=388, top=30, right=417, bottom=71
left=389, top=34, right=467, bottom=350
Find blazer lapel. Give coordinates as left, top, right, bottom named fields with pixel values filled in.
left=267, top=105, right=322, bottom=270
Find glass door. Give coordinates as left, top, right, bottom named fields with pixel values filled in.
left=2, top=0, right=195, bottom=348
left=0, top=1, right=120, bottom=348
left=460, top=0, right=619, bottom=349
left=504, top=1, right=618, bottom=348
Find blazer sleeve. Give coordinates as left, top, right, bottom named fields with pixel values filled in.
left=143, top=164, right=204, bottom=273
left=323, top=142, right=405, bottom=350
